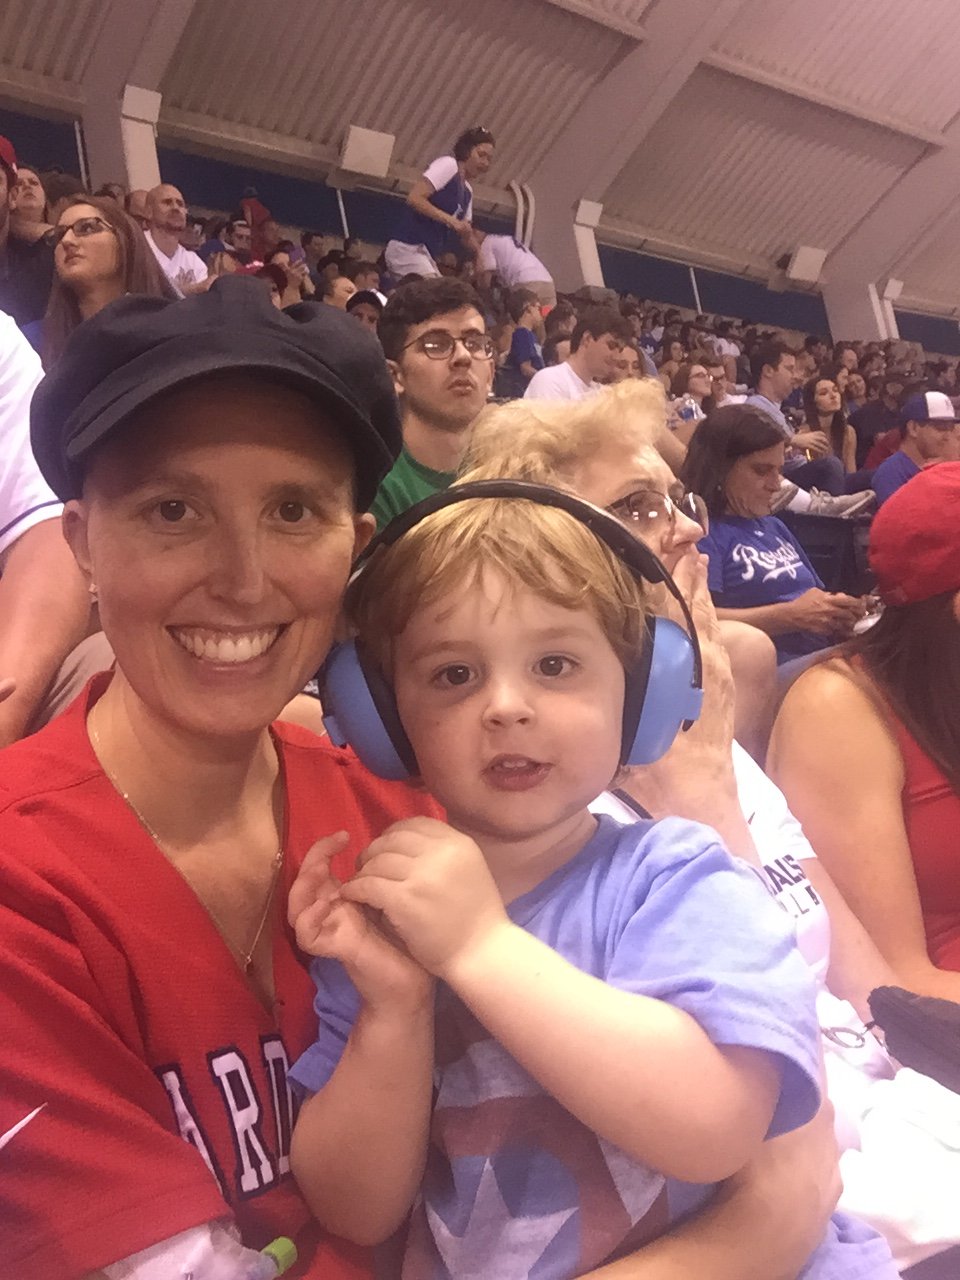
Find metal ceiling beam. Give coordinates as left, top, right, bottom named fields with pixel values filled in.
left=525, top=0, right=749, bottom=290
left=79, top=0, right=198, bottom=187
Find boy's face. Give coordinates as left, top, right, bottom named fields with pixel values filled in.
left=392, top=570, right=625, bottom=848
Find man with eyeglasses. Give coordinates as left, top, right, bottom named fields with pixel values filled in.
left=0, top=136, right=55, bottom=328
left=370, top=278, right=494, bottom=529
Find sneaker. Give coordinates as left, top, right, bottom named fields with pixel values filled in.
left=806, top=489, right=876, bottom=518
left=770, top=480, right=799, bottom=514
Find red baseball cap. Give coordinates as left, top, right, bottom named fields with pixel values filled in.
left=0, top=135, right=17, bottom=181
left=869, top=461, right=960, bottom=605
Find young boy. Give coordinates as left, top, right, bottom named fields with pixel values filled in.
left=505, top=288, right=545, bottom=384
left=287, top=496, right=826, bottom=1276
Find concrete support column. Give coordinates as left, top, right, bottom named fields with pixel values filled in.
left=821, top=280, right=892, bottom=343
left=526, top=0, right=749, bottom=292
left=82, top=85, right=161, bottom=191
left=78, top=0, right=197, bottom=189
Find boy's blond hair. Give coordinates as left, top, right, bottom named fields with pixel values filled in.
left=346, top=496, right=648, bottom=675
left=460, top=379, right=667, bottom=488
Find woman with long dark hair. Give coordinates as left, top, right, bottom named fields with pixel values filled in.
left=769, top=462, right=960, bottom=996
left=43, top=194, right=175, bottom=366
left=384, top=126, right=495, bottom=280
left=681, top=405, right=866, bottom=663
left=801, top=375, right=857, bottom=473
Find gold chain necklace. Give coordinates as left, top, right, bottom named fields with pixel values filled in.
left=88, top=709, right=285, bottom=975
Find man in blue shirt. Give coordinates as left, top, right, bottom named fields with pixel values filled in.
left=873, top=389, right=960, bottom=505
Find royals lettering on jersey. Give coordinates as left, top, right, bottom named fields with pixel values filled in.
left=731, top=534, right=806, bottom=583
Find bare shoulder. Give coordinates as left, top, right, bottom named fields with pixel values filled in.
left=771, top=657, right=903, bottom=782
left=778, top=658, right=879, bottom=722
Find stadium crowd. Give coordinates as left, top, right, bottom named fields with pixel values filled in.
left=1, top=119, right=960, bottom=1280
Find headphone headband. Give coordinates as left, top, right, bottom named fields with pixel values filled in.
left=353, top=479, right=702, bottom=694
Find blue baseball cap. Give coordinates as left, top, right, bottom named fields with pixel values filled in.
left=899, top=390, right=958, bottom=426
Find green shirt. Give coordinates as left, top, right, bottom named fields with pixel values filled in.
left=369, top=447, right=456, bottom=530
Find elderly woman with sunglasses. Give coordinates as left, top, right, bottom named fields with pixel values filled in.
left=43, top=194, right=176, bottom=367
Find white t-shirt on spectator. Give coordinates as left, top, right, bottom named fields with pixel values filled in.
left=478, top=235, right=552, bottom=286
left=0, top=310, right=58, bottom=559
left=715, top=337, right=741, bottom=358
left=144, top=231, right=207, bottom=299
left=524, top=361, right=595, bottom=402
left=423, top=156, right=473, bottom=222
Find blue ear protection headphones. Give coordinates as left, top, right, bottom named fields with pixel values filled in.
left=321, top=480, right=704, bottom=781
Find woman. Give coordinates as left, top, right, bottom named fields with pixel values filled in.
left=656, top=334, right=686, bottom=390
left=801, top=375, right=857, bottom=473
left=43, top=194, right=176, bottom=366
left=265, top=243, right=316, bottom=308
left=845, top=370, right=868, bottom=415
left=668, top=358, right=711, bottom=443
left=3, top=278, right=438, bottom=1279
left=10, top=163, right=52, bottom=242
left=384, top=126, right=495, bottom=280
left=770, top=462, right=960, bottom=996
left=681, top=405, right=866, bottom=664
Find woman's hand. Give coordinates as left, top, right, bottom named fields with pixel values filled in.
left=340, top=817, right=509, bottom=977
left=791, top=429, right=831, bottom=457
left=288, top=831, right=432, bottom=1011
left=786, top=589, right=865, bottom=636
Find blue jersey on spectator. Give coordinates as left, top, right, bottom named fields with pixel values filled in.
left=699, top=515, right=830, bottom=663
left=392, top=155, right=472, bottom=261
left=507, top=326, right=543, bottom=377
left=872, top=450, right=920, bottom=506
left=292, top=814, right=832, bottom=1279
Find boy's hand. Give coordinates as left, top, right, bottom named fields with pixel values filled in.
left=340, top=817, right=509, bottom=978
left=288, top=832, right=433, bottom=1011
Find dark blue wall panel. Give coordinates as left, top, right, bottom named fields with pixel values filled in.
left=600, top=240, right=829, bottom=333
left=598, top=244, right=696, bottom=308
left=695, top=266, right=829, bottom=335
left=0, top=106, right=79, bottom=174
left=157, top=145, right=511, bottom=243
left=894, top=309, right=960, bottom=356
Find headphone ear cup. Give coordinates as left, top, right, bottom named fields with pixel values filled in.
left=623, top=617, right=704, bottom=766
left=319, top=640, right=417, bottom=780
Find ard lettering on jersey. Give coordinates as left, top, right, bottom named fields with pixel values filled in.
left=157, top=1036, right=296, bottom=1202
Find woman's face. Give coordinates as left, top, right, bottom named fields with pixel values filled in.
left=574, top=439, right=704, bottom=575
left=686, top=365, right=712, bottom=401
left=465, top=142, right=494, bottom=178
left=64, top=377, right=374, bottom=741
left=813, top=379, right=842, bottom=415
left=12, top=167, right=45, bottom=219
left=54, top=203, right=120, bottom=289
left=668, top=340, right=684, bottom=364
left=724, top=442, right=786, bottom=518
left=847, top=372, right=866, bottom=401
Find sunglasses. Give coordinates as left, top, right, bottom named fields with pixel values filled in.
left=404, top=330, right=494, bottom=361
left=607, top=488, right=709, bottom=535
left=52, top=215, right=115, bottom=246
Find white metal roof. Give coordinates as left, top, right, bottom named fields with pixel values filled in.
left=3, top=0, right=960, bottom=315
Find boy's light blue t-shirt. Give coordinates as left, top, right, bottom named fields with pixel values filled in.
left=292, top=814, right=856, bottom=1277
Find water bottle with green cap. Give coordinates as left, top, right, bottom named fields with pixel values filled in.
left=244, top=1237, right=298, bottom=1278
